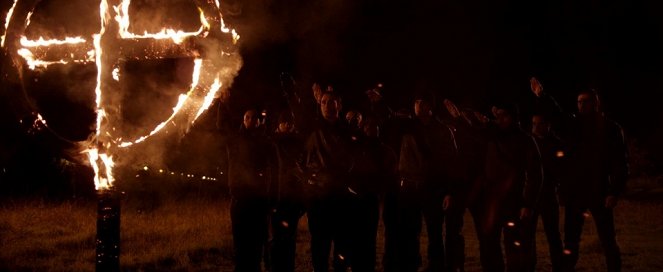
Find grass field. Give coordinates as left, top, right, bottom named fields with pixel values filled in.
left=1, top=192, right=662, bottom=271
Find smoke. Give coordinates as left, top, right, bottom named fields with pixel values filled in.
left=6, top=0, right=243, bottom=181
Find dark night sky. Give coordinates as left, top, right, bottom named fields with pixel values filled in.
left=1, top=0, right=663, bottom=174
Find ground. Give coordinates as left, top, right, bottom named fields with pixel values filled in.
left=1, top=186, right=662, bottom=271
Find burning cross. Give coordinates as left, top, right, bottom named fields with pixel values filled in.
left=3, top=0, right=240, bottom=190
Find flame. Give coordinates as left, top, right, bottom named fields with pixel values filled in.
left=86, top=0, right=115, bottom=191
left=20, top=36, right=86, bottom=47
left=86, top=148, right=115, bottom=190
left=112, top=67, right=120, bottom=81
left=1, top=0, right=18, bottom=47
left=194, top=77, right=222, bottom=122
left=119, top=58, right=204, bottom=147
left=114, top=0, right=210, bottom=44
left=214, top=0, right=240, bottom=44
left=6, top=0, right=239, bottom=190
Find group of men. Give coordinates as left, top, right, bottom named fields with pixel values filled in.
left=220, top=77, right=628, bottom=272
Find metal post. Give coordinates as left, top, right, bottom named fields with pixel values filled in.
left=96, top=190, right=120, bottom=272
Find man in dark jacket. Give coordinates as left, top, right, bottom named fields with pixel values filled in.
left=526, top=113, right=564, bottom=272
left=270, top=111, right=306, bottom=272
left=304, top=91, right=357, bottom=272
left=348, top=116, right=398, bottom=272
left=530, top=78, right=628, bottom=272
left=395, top=92, right=459, bottom=272
left=477, top=103, right=542, bottom=272
left=227, top=109, right=277, bottom=272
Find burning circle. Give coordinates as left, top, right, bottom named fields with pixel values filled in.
left=2, top=0, right=242, bottom=190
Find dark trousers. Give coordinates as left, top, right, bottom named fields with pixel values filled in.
left=445, top=199, right=466, bottom=272
left=394, top=188, right=446, bottom=272
left=563, top=204, right=621, bottom=272
left=270, top=201, right=305, bottom=272
left=348, top=194, right=380, bottom=272
left=308, top=195, right=352, bottom=272
left=382, top=193, right=399, bottom=272
left=471, top=199, right=533, bottom=272
left=231, top=197, right=270, bottom=272
left=524, top=195, right=563, bottom=272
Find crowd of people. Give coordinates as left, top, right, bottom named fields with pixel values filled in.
left=217, top=77, right=628, bottom=272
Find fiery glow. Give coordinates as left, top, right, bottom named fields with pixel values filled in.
left=20, top=36, right=86, bottom=47
left=194, top=77, right=222, bottom=122
left=214, top=0, right=240, bottom=44
left=86, top=148, right=115, bottom=190
left=17, top=47, right=95, bottom=70
left=112, top=67, right=120, bottom=81
left=556, top=150, right=565, bottom=158
left=1, top=0, right=18, bottom=47
left=5, top=0, right=240, bottom=190
left=114, top=0, right=210, bottom=44
left=18, top=48, right=66, bottom=69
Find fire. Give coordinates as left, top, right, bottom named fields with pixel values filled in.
left=119, top=58, right=203, bottom=147
left=114, top=0, right=210, bottom=44
left=20, top=36, right=86, bottom=47
left=1, top=0, right=18, bottom=47
left=4, top=0, right=240, bottom=191
left=194, top=77, right=222, bottom=122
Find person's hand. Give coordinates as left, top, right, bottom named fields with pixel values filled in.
left=530, top=77, right=543, bottom=97
left=520, top=207, right=532, bottom=220
left=491, top=106, right=500, bottom=118
left=312, top=83, right=322, bottom=94
left=444, top=99, right=461, bottom=119
left=605, top=196, right=619, bottom=209
left=443, top=195, right=452, bottom=211
left=473, top=111, right=490, bottom=124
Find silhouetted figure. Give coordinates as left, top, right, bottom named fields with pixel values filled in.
left=530, top=78, right=627, bottom=272
left=474, top=103, right=542, bottom=272
left=347, top=117, right=397, bottom=272
left=270, top=112, right=306, bottom=272
left=304, top=92, right=357, bottom=272
left=394, top=92, right=460, bottom=272
left=526, top=113, right=564, bottom=272
left=227, top=109, right=277, bottom=272
left=442, top=99, right=491, bottom=272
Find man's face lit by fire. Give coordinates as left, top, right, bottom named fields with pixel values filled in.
left=494, top=108, right=513, bottom=130
left=414, top=100, right=432, bottom=119
left=577, top=93, right=598, bottom=114
left=345, top=110, right=362, bottom=129
left=531, top=115, right=550, bottom=138
left=277, top=121, right=294, bottom=134
left=363, top=120, right=379, bottom=138
left=321, top=93, right=341, bottom=122
left=243, top=110, right=259, bottom=129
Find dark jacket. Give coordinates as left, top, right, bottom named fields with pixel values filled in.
left=532, top=134, right=565, bottom=206
left=533, top=93, right=628, bottom=206
left=482, top=126, right=542, bottom=211
left=227, top=127, right=277, bottom=200
left=304, top=119, right=357, bottom=197
left=398, top=118, right=460, bottom=196
left=561, top=115, right=628, bottom=206
left=273, top=131, right=306, bottom=204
